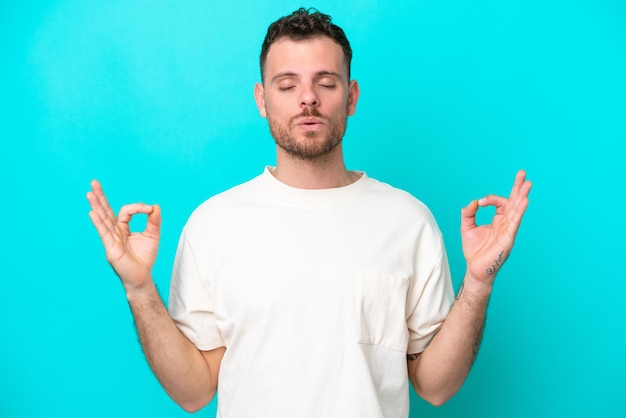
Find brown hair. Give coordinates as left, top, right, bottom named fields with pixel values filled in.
left=259, top=8, right=353, bottom=82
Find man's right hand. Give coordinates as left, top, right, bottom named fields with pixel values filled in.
left=86, top=180, right=161, bottom=296
left=86, top=181, right=222, bottom=411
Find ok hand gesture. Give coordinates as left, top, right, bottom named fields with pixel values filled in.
left=86, top=180, right=162, bottom=294
left=460, top=170, right=532, bottom=284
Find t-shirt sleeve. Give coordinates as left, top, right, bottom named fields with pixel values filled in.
left=168, top=228, right=225, bottom=351
left=405, top=229, right=455, bottom=354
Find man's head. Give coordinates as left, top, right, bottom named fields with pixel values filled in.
left=254, top=9, right=359, bottom=162
left=260, top=8, right=353, bottom=83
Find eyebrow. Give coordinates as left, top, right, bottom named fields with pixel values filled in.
left=270, top=70, right=344, bottom=83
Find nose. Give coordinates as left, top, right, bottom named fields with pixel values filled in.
left=299, top=84, right=319, bottom=107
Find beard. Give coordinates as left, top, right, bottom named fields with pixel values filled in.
left=268, top=107, right=348, bottom=161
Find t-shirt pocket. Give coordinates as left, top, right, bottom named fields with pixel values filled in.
left=354, top=269, right=410, bottom=352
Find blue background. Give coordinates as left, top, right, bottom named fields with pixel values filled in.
left=2, top=1, right=624, bottom=417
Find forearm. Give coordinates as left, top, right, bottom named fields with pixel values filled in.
left=126, top=281, right=219, bottom=412
left=408, top=272, right=492, bottom=406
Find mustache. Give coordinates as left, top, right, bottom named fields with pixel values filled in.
left=289, top=107, right=326, bottom=124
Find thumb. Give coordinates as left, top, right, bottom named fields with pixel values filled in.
left=460, top=199, right=478, bottom=234
left=145, top=204, right=162, bottom=238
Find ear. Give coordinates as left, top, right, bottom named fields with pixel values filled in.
left=347, top=80, right=360, bottom=116
left=254, top=82, right=267, bottom=118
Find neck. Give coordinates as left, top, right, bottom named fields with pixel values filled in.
left=272, top=144, right=359, bottom=189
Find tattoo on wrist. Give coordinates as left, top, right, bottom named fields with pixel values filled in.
left=486, top=251, right=504, bottom=275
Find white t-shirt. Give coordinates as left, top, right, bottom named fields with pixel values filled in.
left=168, top=167, right=454, bottom=417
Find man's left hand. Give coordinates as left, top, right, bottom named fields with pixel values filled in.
left=460, top=170, right=532, bottom=284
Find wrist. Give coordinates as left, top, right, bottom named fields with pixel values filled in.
left=458, top=272, right=493, bottom=306
left=125, top=279, right=158, bottom=304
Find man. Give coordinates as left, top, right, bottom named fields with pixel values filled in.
left=87, top=8, right=531, bottom=417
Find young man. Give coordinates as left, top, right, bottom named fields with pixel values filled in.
left=87, top=8, right=531, bottom=417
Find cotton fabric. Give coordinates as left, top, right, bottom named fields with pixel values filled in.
left=169, top=167, right=454, bottom=417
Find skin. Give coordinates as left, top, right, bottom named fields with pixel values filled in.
left=407, top=170, right=531, bottom=405
left=86, top=182, right=224, bottom=412
left=254, top=36, right=360, bottom=189
left=87, top=34, right=531, bottom=410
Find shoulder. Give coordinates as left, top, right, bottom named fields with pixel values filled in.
left=182, top=173, right=265, bottom=235
left=363, top=176, right=436, bottom=222
left=358, top=176, right=445, bottom=247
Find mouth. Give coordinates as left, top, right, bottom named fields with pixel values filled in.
left=295, top=117, right=325, bottom=131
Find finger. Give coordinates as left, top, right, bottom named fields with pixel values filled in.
left=117, top=203, right=155, bottom=224
left=88, top=180, right=117, bottom=231
left=478, top=194, right=508, bottom=211
left=519, top=179, right=532, bottom=200
left=506, top=178, right=532, bottom=222
left=460, top=199, right=479, bottom=234
left=88, top=209, right=117, bottom=250
left=499, top=184, right=531, bottom=245
left=508, top=192, right=531, bottom=228
left=508, top=170, right=527, bottom=202
left=144, top=204, right=162, bottom=239
left=86, top=190, right=117, bottom=236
